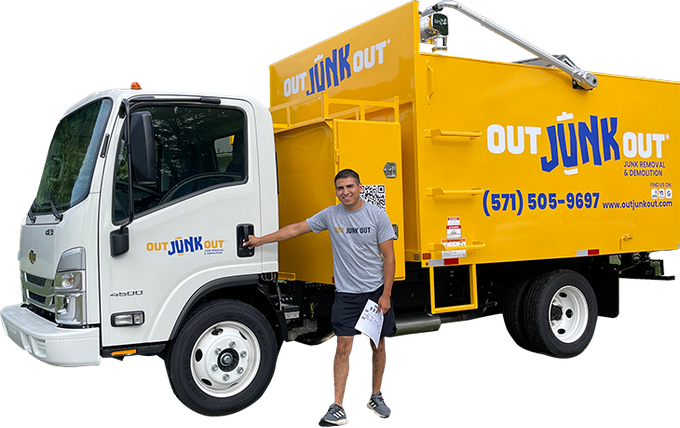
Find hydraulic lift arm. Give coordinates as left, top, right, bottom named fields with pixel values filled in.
left=421, top=1, right=599, bottom=90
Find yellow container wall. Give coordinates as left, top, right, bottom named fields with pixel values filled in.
left=271, top=0, right=680, bottom=278
left=413, top=54, right=680, bottom=266
left=270, top=2, right=419, bottom=108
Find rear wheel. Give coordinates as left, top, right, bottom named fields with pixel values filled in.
left=502, top=276, right=537, bottom=352
left=165, top=299, right=278, bottom=416
left=523, top=270, right=598, bottom=358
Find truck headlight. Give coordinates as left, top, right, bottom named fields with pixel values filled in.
left=56, top=272, right=83, bottom=292
left=54, top=248, right=87, bottom=326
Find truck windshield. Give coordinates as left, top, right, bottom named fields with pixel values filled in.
left=33, top=98, right=113, bottom=214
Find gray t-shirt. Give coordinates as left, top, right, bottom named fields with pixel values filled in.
left=306, top=202, right=396, bottom=293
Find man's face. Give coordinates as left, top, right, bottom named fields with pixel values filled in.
left=335, top=177, right=363, bottom=210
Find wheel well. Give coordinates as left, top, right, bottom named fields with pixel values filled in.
left=169, top=276, right=285, bottom=346
left=495, top=259, right=619, bottom=318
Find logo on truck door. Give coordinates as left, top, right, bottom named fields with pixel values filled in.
left=487, top=111, right=669, bottom=176
left=146, top=235, right=225, bottom=257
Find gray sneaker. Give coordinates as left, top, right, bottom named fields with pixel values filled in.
left=319, top=404, right=348, bottom=426
left=367, top=392, right=391, bottom=418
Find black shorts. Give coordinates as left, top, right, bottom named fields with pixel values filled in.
left=331, top=286, right=396, bottom=338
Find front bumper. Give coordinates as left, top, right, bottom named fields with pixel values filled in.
left=1, top=304, right=100, bottom=366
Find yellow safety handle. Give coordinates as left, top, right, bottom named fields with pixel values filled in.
left=426, top=187, right=484, bottom=196
left=424, top=129, right=482, bottom=139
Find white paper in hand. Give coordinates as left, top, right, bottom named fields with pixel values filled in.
left=354, top=299, right=384, bottom=348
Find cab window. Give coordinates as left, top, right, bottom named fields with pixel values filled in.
left=113, top=104, right=246, bottom=223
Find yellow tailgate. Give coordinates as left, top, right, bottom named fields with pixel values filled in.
left=335, top=119, right=405, bottom=280
left=274, top=102, right=405, bottom=283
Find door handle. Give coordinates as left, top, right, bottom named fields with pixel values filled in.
left=237, top=224, right=255, bottom=258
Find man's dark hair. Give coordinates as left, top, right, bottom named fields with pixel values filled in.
left=334, top=169, right=361, bottom=185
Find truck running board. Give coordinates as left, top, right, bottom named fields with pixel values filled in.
left=429, top=264, right=479, bottom=314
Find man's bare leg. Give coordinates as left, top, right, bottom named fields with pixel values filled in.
left=334, top=336, right=354, bottom=406
left=370, top=337, right=386, bottom=395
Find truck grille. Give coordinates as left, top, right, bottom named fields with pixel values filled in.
left=27, top=304, right=56, bottom=323
left=28, top=291, right=46, bottom=304
left=26, top=273, right=49, bottom=287
left=22, top=271, right=54, bottom=312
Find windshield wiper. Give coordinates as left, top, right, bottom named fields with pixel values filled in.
left=27, top=200, right=38, bottom=223
left=42, top=200, right=64, bottom=221
left=29, top=200, right=65, bottom=222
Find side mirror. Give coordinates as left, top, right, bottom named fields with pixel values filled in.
left=129, top=111, right=156, bottom=185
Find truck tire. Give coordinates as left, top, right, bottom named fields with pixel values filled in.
left=502, top=276, right=537, bottom=352
left=165, top=299, right=278, bottom=416
left=523, top=270, right=598, bottom=358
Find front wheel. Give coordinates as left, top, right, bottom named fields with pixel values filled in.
left=165, top=299, right=278, bottom=416
left=523, top=270, right=598, bottom=358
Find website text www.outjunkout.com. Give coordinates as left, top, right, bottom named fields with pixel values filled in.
left=602, top=183, right=673, bottom=210
left=602, top=199, right=673, bottom=210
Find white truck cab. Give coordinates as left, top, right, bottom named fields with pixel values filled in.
left=2, top=89, right=282, bottom=413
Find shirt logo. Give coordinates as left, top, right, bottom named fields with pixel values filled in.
left=334, top=226, right=373, bottom=234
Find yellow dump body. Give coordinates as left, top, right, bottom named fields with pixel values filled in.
left=270, top=1, right=680, bottom=286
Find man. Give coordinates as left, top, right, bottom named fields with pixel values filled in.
left=243, top=168, right=396, bottom=426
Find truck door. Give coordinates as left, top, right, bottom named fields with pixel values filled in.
left=98, top=98, right=263, bottom=347
left=335, top=119, right=405, bottom=280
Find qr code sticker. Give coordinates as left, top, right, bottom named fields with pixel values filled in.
left=360, top=184, right=386, bottom=211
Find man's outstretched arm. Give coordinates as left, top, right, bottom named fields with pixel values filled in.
left=243, top=220, right=312, bottom=248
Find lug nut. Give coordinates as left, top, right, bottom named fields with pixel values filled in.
left=211, top=364, right=219, bottom=372
left=229, top=341, right=236, bottom=348
left=214, top=347, right=222, bottom=355
left=237, top=367, right=244, bottom=374
left=223, top=374, right=230, bottom=381
left=240, top=351, right=247, bottom=358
